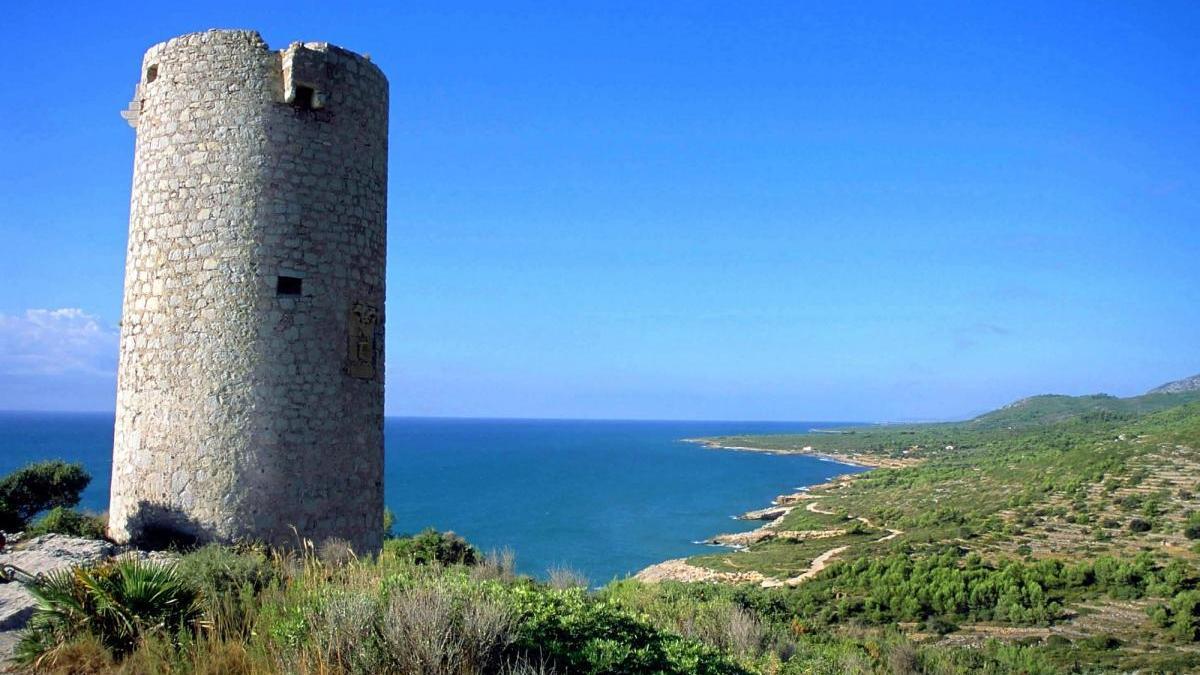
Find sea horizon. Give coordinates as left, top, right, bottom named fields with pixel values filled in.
left=0, top=411, right=868, bottom=583
left=0, top=408, right=869, bottom=426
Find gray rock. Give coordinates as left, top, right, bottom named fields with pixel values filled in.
left=0, top=630, right=16, bottom=665
left=1148, top=374, right=1200, bottom=394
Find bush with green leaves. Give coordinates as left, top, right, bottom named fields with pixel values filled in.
left=26, top=507, right=107, bottom=539
left=1151, top=590, right=1200, bottom=642
left=383, top=528, right=481, bottom=566
left=0, top=460, right=91, bottom=533
left=16, top=558, right=201, bottom=664
left=175, top=543, right=279, bottom=640
left=504, top=584, right=750, bottom=675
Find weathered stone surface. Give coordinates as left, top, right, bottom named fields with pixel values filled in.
left=738, top=506, right=791, bottom=521
left=0, top=630, right=16, bottom=665
left=109, top=29, right=389, bottom=554
left=634, top=559, right=767, bottom=585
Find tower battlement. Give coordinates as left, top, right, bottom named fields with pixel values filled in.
left=123, top=30, right=386, bottom=128
left=109, top=29, right=388, bottom=552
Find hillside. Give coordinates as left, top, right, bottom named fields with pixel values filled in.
left=966, top=390, right=1200, bottom=429
left=678, top=392, right=1200, bottom=672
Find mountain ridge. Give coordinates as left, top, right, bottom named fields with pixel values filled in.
left=968, top=389, right=1200, bottom=429
left=1148, top=373, right=1200, bottom=394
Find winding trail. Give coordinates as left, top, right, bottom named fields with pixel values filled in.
left=636, top=496, right=903, bottom=588
left=766, top=499, right=903, bottom=587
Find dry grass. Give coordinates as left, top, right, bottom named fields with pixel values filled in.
left=546, top=565, right=589, bottom=590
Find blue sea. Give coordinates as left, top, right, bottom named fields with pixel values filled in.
left=0, top=412, right=866, bottom=583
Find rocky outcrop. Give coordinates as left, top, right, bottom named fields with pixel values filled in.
left=739, top=506, right=792, bottom=521
left=710, top=528, right=848, bottom=548
left=634, top=558, right=767, bottom=585
left=1149, top=374, right=1200, bottom=394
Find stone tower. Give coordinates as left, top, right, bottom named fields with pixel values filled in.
left=109, top=30, right=388, bottom=553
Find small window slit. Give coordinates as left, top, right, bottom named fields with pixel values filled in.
left=276, top=276, right=303, bottom=296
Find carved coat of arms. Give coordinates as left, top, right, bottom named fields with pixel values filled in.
left=348, top=302, right=378, bottom=379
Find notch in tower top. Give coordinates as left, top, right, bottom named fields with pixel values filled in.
left=292, top=85, right=316, bottom=111
left=281, top=43, right=329, bottom=111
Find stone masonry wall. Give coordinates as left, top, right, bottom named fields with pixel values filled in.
left=109, top=30, right=388, bottom=553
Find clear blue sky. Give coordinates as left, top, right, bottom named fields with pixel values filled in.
left=1, top=2, right=1197, bottom=420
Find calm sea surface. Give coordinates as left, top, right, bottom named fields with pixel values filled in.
left=0, top=412, right=866, bottom=583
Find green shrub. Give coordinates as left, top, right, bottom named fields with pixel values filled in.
left=16, top=558, right=201, bottom=663
left=26, top=507, right=107, bottom=539
left=177, top=544, right=277, bottom=597
left=0, top=461, right=91, bottom=532
left=176, top=544, right=278, bottom=641
left=505, top=585, right=750, bottom=674
left=1151, top=590, right=1200, bottom=642
left=383, top=529, right=480, bottom=566
left=1129, top=518, right=1152, bottom=533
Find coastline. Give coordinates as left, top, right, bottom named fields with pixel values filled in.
left=636, top=438, right=903, bottom=586
left=680, top=437, right=912, bottom=469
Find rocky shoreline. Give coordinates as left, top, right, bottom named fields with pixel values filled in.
left=636, top=442, right=895, bottom=587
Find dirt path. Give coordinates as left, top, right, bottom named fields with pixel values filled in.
left=805, top=499, right=901, bottom=540
left=767, top=499, right=903, bottom=586
left=635, top=497, right=902, bottom=588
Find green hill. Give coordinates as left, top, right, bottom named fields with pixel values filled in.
left=685, top=383, right=1200, bottom=672
left=966, top=390, right=1200, bottom=429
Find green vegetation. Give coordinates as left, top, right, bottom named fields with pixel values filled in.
left=0, top=461, right=92, bottom=533
left=10, top=388, right=1200, bottom=672
left=966, top=391, right=1200, bottom=429
left=15, top=535, right=754, bottom=674
left=24, top=507, right=107, bottom=539
left=16, top=558, right=201, bottom=664
left=11, top=531, right=1091, bottom=674
left=384, top=528, right=481, bottom=566
left=681, top=392, right=1200, bottom=671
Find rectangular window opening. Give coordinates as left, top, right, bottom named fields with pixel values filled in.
left=292, top=85, right=315, bottom=111
left=276, top=276, right=303, bottom=296
left=146, top=64, right=158, bottom=83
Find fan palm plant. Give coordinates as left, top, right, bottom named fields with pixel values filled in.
left=16, top=558, right=201, bottom=666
